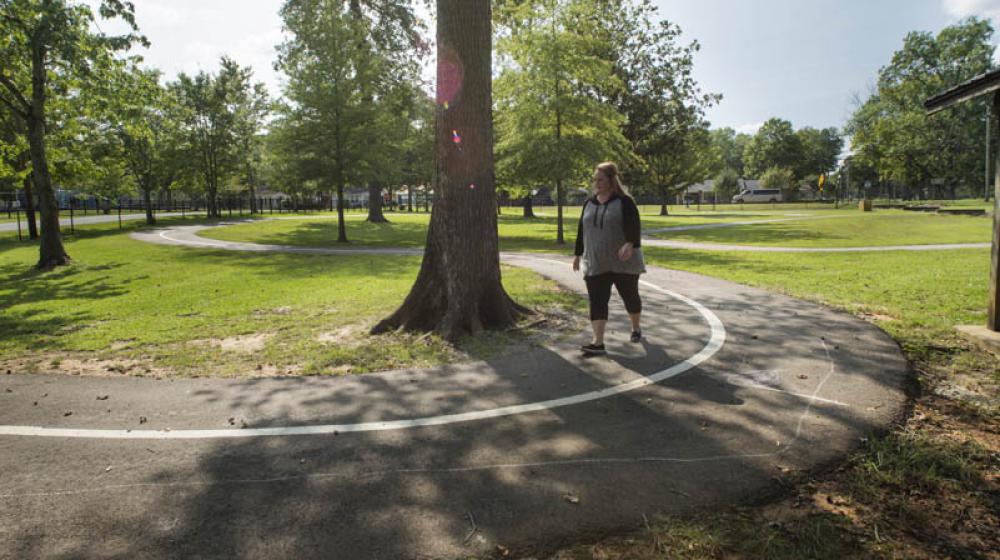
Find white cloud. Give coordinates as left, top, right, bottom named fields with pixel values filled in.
left=943, top=0, right=1000, bottom=19
left=85, top=0, right=287, bottom=97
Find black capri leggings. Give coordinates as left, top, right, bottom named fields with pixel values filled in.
left=584, top=273, right=642, bottom=321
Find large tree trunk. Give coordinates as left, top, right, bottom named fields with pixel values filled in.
left=366, top=182, right=389, bottom=223
left=22, top=174, right=38, bottom=239
left=27, top=43, right=69, bottom=268
left=373, top=0, right=527, bottom=341
left=522, top=194, right=535, bottom=218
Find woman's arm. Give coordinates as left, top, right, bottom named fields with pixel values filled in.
left=574, top=200, right=588, bottom=256
left=621, top=196, right=641, bottom=248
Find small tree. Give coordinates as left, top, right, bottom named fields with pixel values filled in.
left=713, top=168, right=740, bottom=202
left=759, top=166, right=797, bottom=201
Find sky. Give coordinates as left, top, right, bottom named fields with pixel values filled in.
left=90, top=0, right=1000, bottom=134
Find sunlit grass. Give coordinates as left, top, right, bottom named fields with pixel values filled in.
left=0, top=217, right=584, bottom=377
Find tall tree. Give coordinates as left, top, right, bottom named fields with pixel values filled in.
left=494, top=0, right=631, bottom=244
left=171, top=58, right=260, bottom=219
left=100, top=66, right=183, bottom=224
left=0, top=0, right=145, bottom=268
left=277, top=0, right=413, bottom=239
left=587, top=0, right=718, bottom=206
left=373, top=0, right=527, bottom=340
left=233, top=81, right=270, bottom=215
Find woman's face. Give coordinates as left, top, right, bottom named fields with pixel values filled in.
left=593, top=169, right=611, bottom=195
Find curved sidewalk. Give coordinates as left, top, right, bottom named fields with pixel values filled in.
left=0, top=225, right=910, bottom=559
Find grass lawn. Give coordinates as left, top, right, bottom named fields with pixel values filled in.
left=653, top=210, right=991, bottom=247
left=198, top=208, right=819, bottom=252
left=0, top=217, right=584, bottom=378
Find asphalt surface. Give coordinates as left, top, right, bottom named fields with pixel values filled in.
left=0, top=212, right=194, bottom=232
left=0, top=224, right=911, bottom=559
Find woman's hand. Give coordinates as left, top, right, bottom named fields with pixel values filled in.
left=618, top=242, right=634, bottom=262
left=572, top=255, right=581, bottom=271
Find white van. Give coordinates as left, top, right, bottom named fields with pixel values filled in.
left=732, top=188, right=783, bottom=203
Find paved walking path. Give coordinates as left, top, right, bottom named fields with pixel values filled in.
left=0, top=224, right=909, bottom=559
left=0, top=212, right=195, bottom=232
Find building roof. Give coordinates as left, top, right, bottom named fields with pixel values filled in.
left=684, top=179, right=760, bottom=193
left=925, top=67, right=1000, bottom=115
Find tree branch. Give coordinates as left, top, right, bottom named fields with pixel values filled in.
left=0, top=90, right=28, bottom=119
left=0, top=73, right=30, bottom=115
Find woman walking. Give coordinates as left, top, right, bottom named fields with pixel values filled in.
left=573, top=161, right=646, bottom=356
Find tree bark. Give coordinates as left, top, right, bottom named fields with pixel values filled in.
left=373, top=0, right=528, bottom=341
left=556, top=179, right=565, bottom=243
left=27, top=41, right=69, bottom=268
left=21, top=174, right=38, bottom=239
left=142, top=184, right=156, bottom=225
left=659, top=187, right=669, bottom=215
left=336, top=183, right=348, bottom=242
left=366, top=182, right=389, bottom=222
left=522, top=194, right=535, bottom=218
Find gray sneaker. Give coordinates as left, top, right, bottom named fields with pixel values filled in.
left=581, top=343, right=606, bottom=356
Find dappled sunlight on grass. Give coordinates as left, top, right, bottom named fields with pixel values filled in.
left=0, top=221, right=584, bottom=377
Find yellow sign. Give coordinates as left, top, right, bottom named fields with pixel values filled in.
left=818, top=174, right=826, bottom=189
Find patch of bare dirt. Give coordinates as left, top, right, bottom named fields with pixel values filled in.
left=317, top=324, right=365, bottom=346
left=0, top=353, right=169, bottom=378
left=190, top=333, right=272, bottom=353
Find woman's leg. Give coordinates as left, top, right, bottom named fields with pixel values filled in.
left=591, top=319, right=607, bottom=346
left=584, top=274, right=614, bottom=345
left=612, top=274, right=642, bottom=333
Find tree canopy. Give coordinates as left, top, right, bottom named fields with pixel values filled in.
left=847, top=17, right=996, bottom=199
